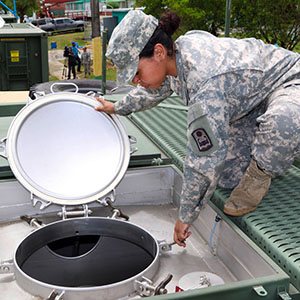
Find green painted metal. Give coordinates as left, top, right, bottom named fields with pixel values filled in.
left=0, top=23, right=49, bottom=91
left=212, top=166, right=300, bottom=291
left=224, top=0, right=232, bottom=37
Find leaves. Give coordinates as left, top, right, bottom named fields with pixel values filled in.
left=137, top=0, right=300, bottom=50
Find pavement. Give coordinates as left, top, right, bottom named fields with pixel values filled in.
left=48, top=49, right=67, bottom=80
left=0, top=91, right=28, bottom=103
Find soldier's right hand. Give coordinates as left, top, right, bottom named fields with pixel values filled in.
left=94, top=97, right=115, bottom=114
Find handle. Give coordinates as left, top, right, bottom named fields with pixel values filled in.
left=85, top=90, right=104, bottom=97
left=155, top=274, right=173, bottom=295
left=0, top=138, right=7, bottom=159
left=50, top=82, right=79, bottom=94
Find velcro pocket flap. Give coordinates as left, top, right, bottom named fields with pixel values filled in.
left=187, top=103, right=219, bottom=156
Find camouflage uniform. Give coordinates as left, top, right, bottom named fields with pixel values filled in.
left=111, top=30, right=300, bottom=224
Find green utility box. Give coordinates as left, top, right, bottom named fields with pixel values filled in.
left=0, top=14, right=17, bottom=23
left=0, top=23, right=49, bottom=91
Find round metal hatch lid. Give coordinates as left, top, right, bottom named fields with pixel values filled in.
left=5, top=92, right=130, bottom=205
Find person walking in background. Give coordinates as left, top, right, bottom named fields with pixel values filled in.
left=81, top=46, right=91, bottom=77
left=66, top=47, right=76, bottom=79
left=71, top=41, right=81, bottom=72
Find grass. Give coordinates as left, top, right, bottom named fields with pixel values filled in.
left=49, top=75, right=59, bottom=81
left=48, top=30, right=91, bottom=50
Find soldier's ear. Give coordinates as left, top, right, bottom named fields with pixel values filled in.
left=153, top=44, right=166, bottom=60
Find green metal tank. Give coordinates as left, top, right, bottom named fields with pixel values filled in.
left=0, top=23, right=48, bottom=91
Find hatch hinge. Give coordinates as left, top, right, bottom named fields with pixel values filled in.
left=129, top=135, right=138, bottom=154
left=57, top=204, right=92, bottom=220
left=0, top=137, right=7, bottom=159
left=31, top=193, right=52, bottom=210
left=0, top=260, right=14, bottom=274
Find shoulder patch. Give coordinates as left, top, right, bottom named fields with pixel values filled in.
left=191, top=128, right=213, bottom=152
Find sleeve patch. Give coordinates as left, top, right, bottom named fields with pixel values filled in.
left=191, top=128, right=213, bottom=152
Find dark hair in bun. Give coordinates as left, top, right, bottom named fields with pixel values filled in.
left=139, top=11, right=180, bottom=58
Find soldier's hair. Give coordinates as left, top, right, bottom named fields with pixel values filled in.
left=139, top=11, right=180, bottom=58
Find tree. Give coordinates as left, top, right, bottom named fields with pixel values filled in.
left=137, top=0, right=300, bottom=50
left=137, top=0, right=227, bottom=36
left=3, top=0, right=38, bottom=22
left=135, top=0, right=165, bottom=19
left=167, top=0, right=226, bottom=36
left=232, top=0, right=300, bottom=50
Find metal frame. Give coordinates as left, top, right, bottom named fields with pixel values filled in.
left=0, top=0, right=18, bottom=19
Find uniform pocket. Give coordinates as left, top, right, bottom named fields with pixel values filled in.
left=187, top=103, right=219, bottom=156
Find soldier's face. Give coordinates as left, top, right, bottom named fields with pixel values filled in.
left=132, top=44, right=168, bottom=89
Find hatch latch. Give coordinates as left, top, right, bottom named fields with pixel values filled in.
left=57, top=204, right=92, bottom=220
left=106, top=199, right=129, bottom=220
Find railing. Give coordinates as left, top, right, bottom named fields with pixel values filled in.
left=53, top=10, right=112, bottom=19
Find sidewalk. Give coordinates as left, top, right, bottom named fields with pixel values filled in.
left=0, top=91, right=28, bottom=103
left=48, top=49, right=66, bottom=80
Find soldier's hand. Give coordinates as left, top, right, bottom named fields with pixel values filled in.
left=94, top=97, right=115, bottom=114
left=174, top=219, right=191, bottom=247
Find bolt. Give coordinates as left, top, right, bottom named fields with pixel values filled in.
left=3, top=266, right=10, bottom=272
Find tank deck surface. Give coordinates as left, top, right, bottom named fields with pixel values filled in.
left=0, top=204, right=236, bottom=300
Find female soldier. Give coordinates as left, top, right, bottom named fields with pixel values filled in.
left=95, top=10, right=300, bottom=247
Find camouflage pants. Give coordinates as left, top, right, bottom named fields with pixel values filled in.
left=218, top=80, right=300, bottom=189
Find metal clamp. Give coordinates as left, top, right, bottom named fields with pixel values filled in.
left=21, top=215, right=43, bottom=228
left=50, top=82, right=79, bottom=94
left=0, top=260, right=14, bottom=274
left=158, top=240, right=176, bottom=253
left=46, top=290, right=65, bottom=300
left=135, top=274, right=173, bottom=297
left=0, top=138, right=7, bottom=159
left=106, top=199, right=129, bottom=221
left=58, top=205, right=92, bottom=220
